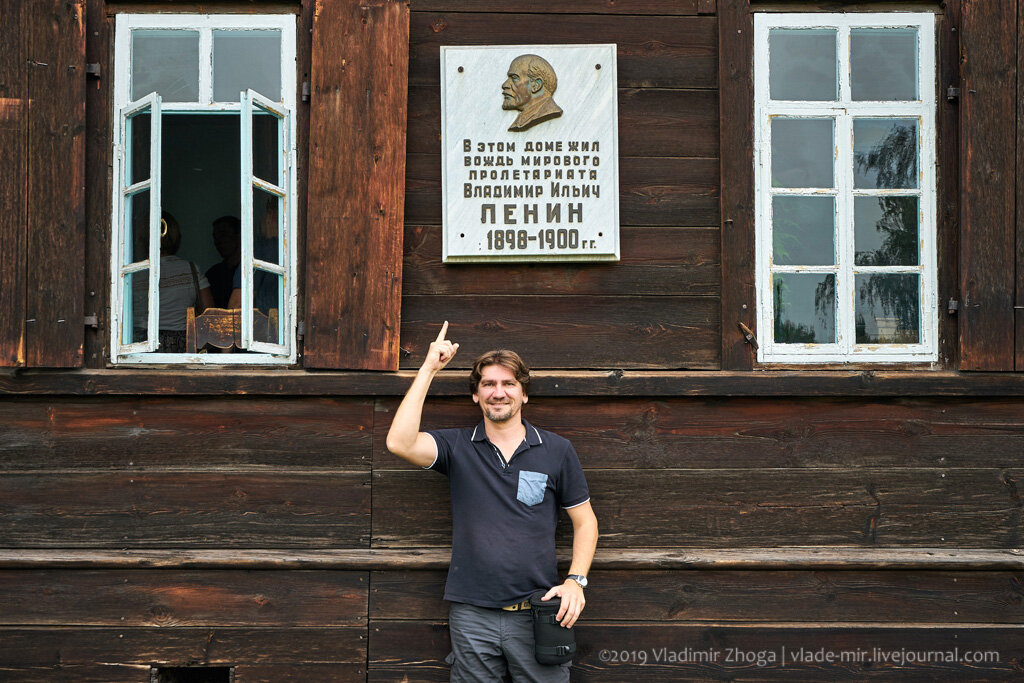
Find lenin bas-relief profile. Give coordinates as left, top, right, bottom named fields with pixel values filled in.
left=501, top=54, right=563, bottom=132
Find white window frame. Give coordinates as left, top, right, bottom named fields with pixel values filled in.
left=110, top=13, right=298, bottom=364
left=753, top=12, right=937, bottom=364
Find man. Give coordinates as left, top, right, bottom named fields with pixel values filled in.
left=386, top=322, right=598, bottom=682
left=501, top=54, right=564, bottom=132
left=205, top=215, right=241, bottom=309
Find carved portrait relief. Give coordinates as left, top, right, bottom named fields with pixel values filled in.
left=501, top=54, right=563, bottom=132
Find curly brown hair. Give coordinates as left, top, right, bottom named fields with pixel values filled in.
left=469, top=349, right=530, bottom=395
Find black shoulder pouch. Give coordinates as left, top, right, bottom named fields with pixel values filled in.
left=530, top=591, right=576, bottom=665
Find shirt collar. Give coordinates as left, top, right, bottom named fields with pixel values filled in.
left=471, top=419, right=543, bottom=446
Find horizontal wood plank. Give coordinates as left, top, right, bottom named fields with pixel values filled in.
left=372, top=397, right=1024, bottom=469
left=0, top=627, right=366, bottom=666
left=234, top=664, right=365, bottom=682
left=398, top=295, right=719, bottom=369
left=370, top=569, right=1024, bottom=623
left=0, top=570, right=367, bottom=627
left=0, top=398, right=372, bottom=470
left=0, top=665, right=148, bottom=682
left=371, top=468, right=1024, bottom=548
left=404, top=154, right=720, bottom=227
left=402, top=226, right=720, bottom=297
left=0, top=473, right=370, bottom=548
left=410, top=1, right=703, bottom=14
left=407, top=86, right=719, bottom=158
left=409, top=14, right=717, bottom=88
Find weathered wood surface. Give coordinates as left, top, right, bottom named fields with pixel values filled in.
left=0, top=0, right=28, bottom=367
left=960, top=0, right=1016, bottom=370
left=234, top=664, right=365, bottom=682
left=398, top=296, right=719, bottom=369
left=411, top=0, right=705, bottom=14
left=409, top=13, right=717, bottom=89
left=718, top=0, right=756, bottom=370
left=403, top=226, right=720, bottom=297
left=937, top=6, right=960, bottom=369
left=372, top=468, right=1024, bottom=547
left=406, top=85, right=719, bottom=158
left=404, top=154, right=720, bottom=227
left=370, top=569, right=1024, bottom=623
left=373, top=397, right=1024, bottom=469
left=6, top=370, right=1024, bottom=396
left=4, top=547, right=1024, bottom=570
left=304, top=0, right=409, bottom=369
left=0, top=665, right=148, bottom=682
left=0, top=472, right=370, bottom=547
left=23, top=0, right=86, bottom=367
left=0, top=570, right=367, bottom=626
left=370, top=622, right=1024, bottom=681
left=0, top=398, right=372, bottom=470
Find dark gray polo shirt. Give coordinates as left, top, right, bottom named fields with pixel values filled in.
left=427, top=419, right=590, bottom=608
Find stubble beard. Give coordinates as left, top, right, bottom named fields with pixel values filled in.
left=483, top=401, right=517, bottom=423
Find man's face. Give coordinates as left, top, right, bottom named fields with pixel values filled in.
left=473, top=364, right=527, bottom=424
left=502, top=59, right=533, bottom=111
left=212, top=224, right=240, bottom=260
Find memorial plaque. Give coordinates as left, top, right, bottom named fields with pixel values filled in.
left=441, top=45, right=620, bottom=262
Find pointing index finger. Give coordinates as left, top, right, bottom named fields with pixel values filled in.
left=435, top=321, right=449, bottom=343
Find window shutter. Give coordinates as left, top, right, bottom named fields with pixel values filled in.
left=960, top=0, right=1016, bottom=370
left=304, top=0, right=409, bottom=370
left=0, top=0, right=86, bottom=367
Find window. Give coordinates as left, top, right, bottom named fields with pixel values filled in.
left=111, top=14, right=297, bottom=364
left=753, top=13, right=936, bottom=363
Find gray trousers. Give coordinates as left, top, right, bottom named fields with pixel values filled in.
left=447, top=602, right=572, bottom=683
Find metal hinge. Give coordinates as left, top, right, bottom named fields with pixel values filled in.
left=85, top=63, right=101, bottom=78
left=947, top=299, right=959, bottom=315
left=738, top=322, right=759, bottom=351
left=302, top=81, right=311, bottom=102
left=947, top=85, right=960, bottom=102
left=84, top=315, right=99, bottom=329
left=297, top=320, right=306, bottom=339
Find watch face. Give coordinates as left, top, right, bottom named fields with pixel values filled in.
left=570, top=574, right=587, bottom=587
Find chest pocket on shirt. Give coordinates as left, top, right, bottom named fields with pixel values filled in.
left=517, top=470, right=548, bottom=506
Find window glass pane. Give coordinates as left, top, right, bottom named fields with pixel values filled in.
left=125, top=189, right=151, bottom=265
left=253, top=188, right=283, bottom=267
left=769, top=28, right=837, bottom=101
left=854, top=118, right=918, bottom=189
left=214, top=30, right=282, bottom=102
left=132, top=30, right=199, bottom=102
left=772, top=196, right=835, bottom=266
left=126, top=268, right=150, bottom=345
left=252, top=268, right=283, bottom=345
left=252, top=112, right=281, bottom=186
left=856, top=274, right=920, bottom=343
left=773, top=273, right=836, bottom=344
left=127, top=111, right=151, bottom=186
left=771, top=118, right=834, bottom=188
left=854, top=196, right=919, bottom=266
left=851, top=28, right=918, bottom=101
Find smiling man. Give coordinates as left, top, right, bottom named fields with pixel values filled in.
left=501, top=54, right=564, bottom=132
left=386, top=322, right=598, bottom=682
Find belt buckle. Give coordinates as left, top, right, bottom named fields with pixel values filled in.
left=502, top=599, right=531, bottom=612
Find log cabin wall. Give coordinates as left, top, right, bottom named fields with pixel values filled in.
left=3, top=1, right=1024, bottom=682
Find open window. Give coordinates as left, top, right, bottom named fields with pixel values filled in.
left=753, top=13, right=937, bottom=363
left=111, top=14, right=297, bottom=364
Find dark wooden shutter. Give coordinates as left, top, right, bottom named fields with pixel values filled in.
left=304, top=0, right=409, bottom=370
left=960, top=0, right=1016, bottom=370
left=0, top=0, right=86, bottom=368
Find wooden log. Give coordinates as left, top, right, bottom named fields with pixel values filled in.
left=404, top=154, right=720, bottom=227
left=406, top=85, right=719, bottom=158
left=398, top=295, right=719, bottom=369
left=409, top=13, right=717, bottom=89
left=233, top=664, right=365, bottom=682
left=410, top=0, right=703, bottom=14
left=0, top=397, right=373, bottom=470
left=371, top=468, right=1024, bottom=548
left=402, top=226, right=721, bottom=297
left=0, top=570, right=367, bottom=627
left=0, top=665, right=149, bottom=682
left=0, top=472, right=370, bottom=547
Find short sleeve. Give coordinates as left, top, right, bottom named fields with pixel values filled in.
left=557, top=442, right=590, bottom=509
left=425, top=428, right=461, bottom=476
left=232, top=267, right=241, bottom=289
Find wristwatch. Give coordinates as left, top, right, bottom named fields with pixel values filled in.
left=566, top=574, right=588, bottom=588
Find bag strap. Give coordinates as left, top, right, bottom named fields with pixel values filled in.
left=189, top=262, right=201, bottom=308
left=536, top=644, right=576, bottom=657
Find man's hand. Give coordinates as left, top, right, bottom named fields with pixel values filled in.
left=540, top=579, right=585, bottom=628
left=423, top=321, right=459, bottom=374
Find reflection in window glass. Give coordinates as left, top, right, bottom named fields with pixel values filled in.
left=132, top=30, right=200, bottom=101
left=769, top=29, right=838, bottom=101
left=773, top=273, right=836, bottom=344
left=854, top=197, right=919, bottom=266
left=213, top=30, right=282, bottom=102
left=854, top=118, right=918, bottom=189
left=126, top=269, right=150, bottom=345
left=252, top=188, right=283, bottom=267
left=771, top=118, right=834, bottom=188
left=252, top=268, right=283, bottom=345
left=856, top=274, right=920, bottom=343
left=252, top=112, right=281, bottom=185
left=851, top=28, right=918, bottom=101
left=125, top=189, right=151, bottom=266
left=772, top=196, right=835, bottom=266
left=127, top=112, right=151, bottom=186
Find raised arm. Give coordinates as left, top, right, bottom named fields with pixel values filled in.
left=385, top=321, right=460, bottom=467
